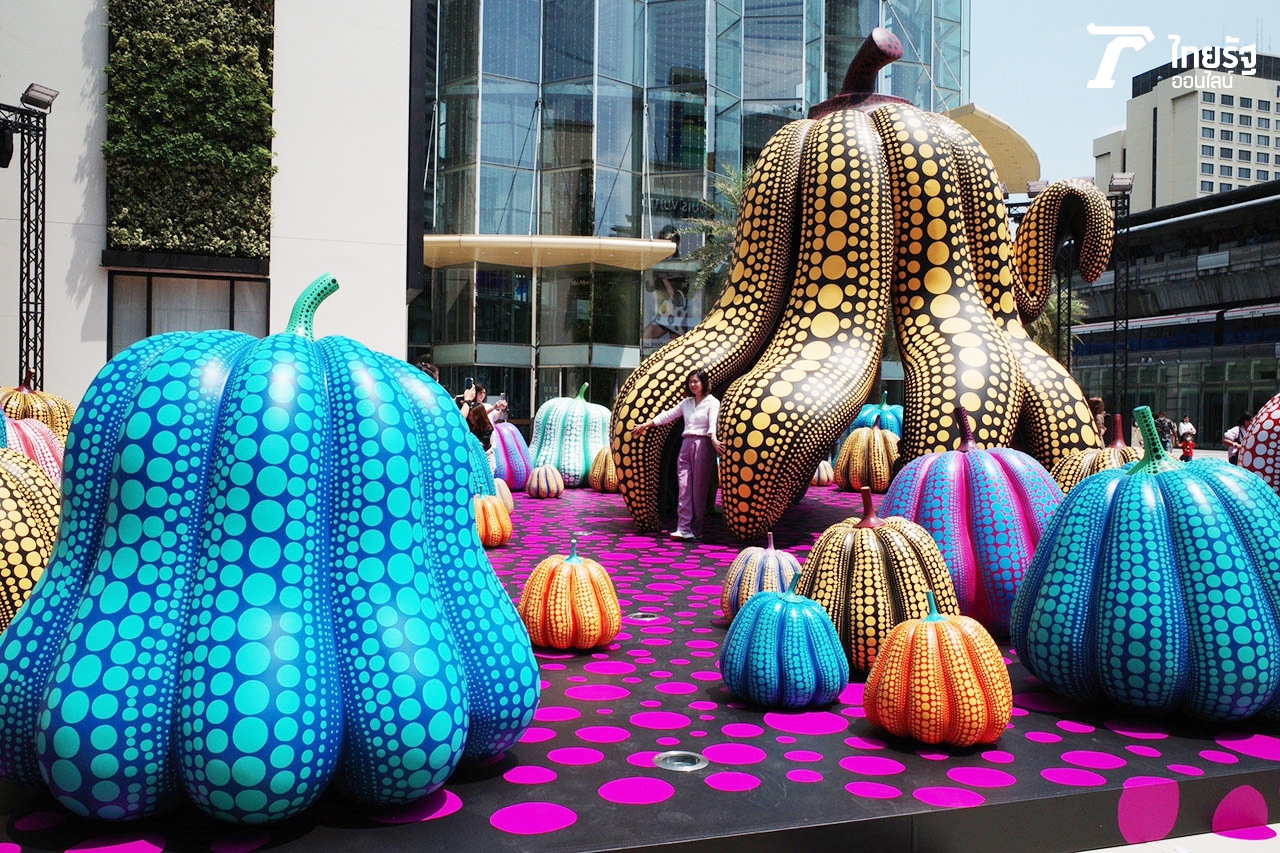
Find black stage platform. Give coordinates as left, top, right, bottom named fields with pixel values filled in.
left=1, top=487, right=1279, bottom=852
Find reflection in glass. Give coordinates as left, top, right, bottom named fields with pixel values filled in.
left=476, top=266, right=533, bottom=343
left=542, top=82, right=595, bottom=169
left=479, top=166, right=535, bottom=233
left=438, top=168, right=477, bottom=233
left=716, top=11, right=742, bottom=96
left=480, top=78, right=539, bottom=168
left=592, top=269, right=642, bottom=346
left=440, top=82, right=479, bottom=170
left=745, top=0, right=801, bottom=15
left=545, top=0, right=594, bottom=82
left=599, top=0, right=644, bottom=85
left=539, top=268, right=593, bottom=344
left=440, top=0, right=479, bottom=83
left=483, top=0, right=541, bottom=80
left=743, top=101, right=798, bottom=164
left=649, top=0, right=706, bottom=87
left=597, top=81, right=643, bottom=173
left=595, top=167, right=641, bottom=237
left=714, top=93, right=742, bottom=175
left=649, top=88, right=707, bottom=171
left=744, top=17, right=802, bottom=100
left=540, top=167, right=595, bottom=236
left=432, top=268, right=475, bottom=344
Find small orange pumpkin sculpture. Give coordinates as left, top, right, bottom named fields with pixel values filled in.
left=1, top=370, right=74, bottom=440
left=588, top=447, right=620, bottom=493
left=519, top=538, right=622, bottom=649
left=864, top=590, right=1012, bottom=746
left=527, top=465, right=565, bottom=498
left=1050, top=413, right=1141, bottom=493
left=811, top=459, right=834, bottom=487
left=474, top=494, right=513, bottom=548
left=834, top=416, right=899, bottom=493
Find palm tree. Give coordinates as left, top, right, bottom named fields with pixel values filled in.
left=681, top=163, right=755, bottom=297
left=1027, top=283, right=1087, bottom=365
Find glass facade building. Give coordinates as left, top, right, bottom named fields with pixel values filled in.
left=409, top=0, right=969, bottom=422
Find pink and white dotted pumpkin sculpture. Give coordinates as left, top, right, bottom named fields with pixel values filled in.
left=0, top=415, right=63, bottom=486
left=1241, top=391, right=1280, bottom=495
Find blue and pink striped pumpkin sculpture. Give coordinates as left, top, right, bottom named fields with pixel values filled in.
left=1012, top=407, right=1280, bottom=722
left=529, top=383, right=610, bottom=487
left=492, top=421, right=533, bottom=490
left=881, top=407, right=1062, bottom=636
left=0, top=275, right=540, bottom=824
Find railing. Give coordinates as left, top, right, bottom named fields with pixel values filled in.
left=1081, top=238, right=1280, bottom=289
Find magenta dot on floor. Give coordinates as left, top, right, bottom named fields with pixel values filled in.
left=1217, top=733, right=1280, bottom=761
left=785, top=750, right=824, bottom=763
left=702, top=743, right=767, bottom=765
left=918, top=751, right=949, bottom=762
left=632, top=711, right=691, bottom=729
left=1213, top=785, right=1270, bottom=836
left=490, top=802, right=578, bottom=835
left=598, top=777, right=676, bottom=806
left=1117, top=776, right=1179, bottom=844
left=576, top=725, right=631, bottom=744
left=520, top=726, right=557, bottom=744
left=547, top=747, right=605, bottom=766
left=690, top=701, right=718, bottom=711
left=912, top=786, right=985, bottom=808
left=691, top=671, right=721, bottom=682
left=845, top=781, right=901, bottom=800
left=1200, top=750, right=1240, bottom=765
left=1063, top=750, right=1127, bottom=771
left=584, top=661, right=636, bottom=676
left=839, top=755, right=906, bottom=776
left=722, top=722, right=763, bottom=738
left=1042, top=768, right=1107, bottom=787
left=505, top=765, right=558, bottom=784
left=1025, top=731, right=1062, bottom=744
left=1126, top=745, right=1161, bottom=758
left=566, top=685, right=630, bottom=701
left=1057, top=720, right=1095, bottom=734
left=534, top=706, right=581, bottom=723
left=1167, top=764, right=1204, bottom=777
left=627, top=751, right=660, bottom=768
left=1105, top=720, right=1169, bottom=740
left=837, top=682, right=865, bottom=705
left=705, top=771, right=761, bottom=792
left=656, top=681, right=697, bottom=695
left=787, top=769, right=823, bottom=783
left=947, top=767, right=1016, bottom=788
left=845, top=736, right=886, bottom=750
left=656, top=736, right=680, bottom=747
left=66, top=838, right=165, bottom=853
left=981, top=750, right=1015, bottom=765
left=764, top=711, right=848, bottom=736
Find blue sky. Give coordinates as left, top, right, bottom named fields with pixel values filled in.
left=969, top=0, right=1271, bottom=187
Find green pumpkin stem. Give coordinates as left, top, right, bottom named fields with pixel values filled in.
left=879, top=390, right=889, bottom=407
left=1129, top=406, right=1182, bottom=475
left=285, top=273, right=340, bottom=339
left=923, top=590, right=947, bottom=623
left=853, top=486, right=885, bottom=529
left=956, top=407, right=977, bottom=453
left=786, top=572, right=802, bottom=595
left=575, top=382, right=590, bottom=401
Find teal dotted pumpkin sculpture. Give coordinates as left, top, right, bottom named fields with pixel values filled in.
left=853, top=390, right=904, bottom=436
left=1011, top=406, right=1280, bottom=721
left=529, top=383, right=611, bottom=487
left=467, top=431, right=498, bottom=496
left=0, top=275, right=540, bottom=823
left=720, top=575, right=849, bottom=708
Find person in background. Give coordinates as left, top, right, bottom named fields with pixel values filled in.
left=1088, top=397, right=1107, bottom=442
left=1179, top=435, right=1195, bottom=462
left=631, top=369, right=724, bottom=541
left=1223, top=412, right=1254, bottom=465
left=414, top=357, right=440, bottom=382
left=461, top=382, right=495, bottom=450
left=1178, top=415, right=1197, bottom=441
left=1154, top=411, right=1176, bottom=452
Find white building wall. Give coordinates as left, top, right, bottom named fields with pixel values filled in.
left=0, top=0, right=110, bottom=405
left=269, top=0, right=411, bottom=355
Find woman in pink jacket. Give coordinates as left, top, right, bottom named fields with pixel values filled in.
left=632, top=369, right=725, bottom=540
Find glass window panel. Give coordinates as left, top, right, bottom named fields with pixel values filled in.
left=714, top=94, right=742, bottom=174
left=542, top=82, right=595, bottom=169
left=482, top=0, right=540, bottom=80
left=440, top=0, right=479, bottom=82
left=539, top=268, right=592, bottom=344
left=649, top=171, right=709, bottom=245
left=151, top=277, right=231, bottom=335
left=592, top=268, right=642, bottom=346
left=110, top=274, right=148, bottom=357
left=806, top=38, right=822, bottom=106
left=440, top=82, right=479, bottom=170
left=649, top=0, right=706, bottom=88
left=544, top=0, right=594, bottom=82
left=744, top=16, right=802, bottom=100
left=438, top=168, right=477, bottom=233
left=743, top=101, right=799, bottom=164
left=594, top=167, right=641, bottom=237
left=805, top=0, right=821, bottom=43
left=715, top=12, right=741, bottom=96
left=599, top=0, right=644, bottom=85
left=432, top=267, right=475, bottom=344
left=649, top=88, right=707, bottom=171
left=745, top=0, right=800, bottom=14
left=408, top=288, right=432, bottom=360
left=597, top=81, right=643, bottom=173
left=233, top=280, right=268, bottom=336
left=540, top=167, right=594, bottom=235
left=475, top=266, right=533, bottom=344
left=480, top=78, right=539, bottom=168
left=479, top=166, right=535, bottom=233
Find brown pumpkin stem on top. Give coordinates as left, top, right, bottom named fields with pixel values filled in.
left=872, top=414, right=882, bottom=432
left=808, top=27, right=910, bottom=119
left=956, top=407, right=978, bottom=453
left=1108, top=413, right=1128, bottom=449
left=18, top=368, right=36, bottom=392
left=853, top=486, right=885, bottom=530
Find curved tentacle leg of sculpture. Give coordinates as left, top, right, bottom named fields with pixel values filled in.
left=610, top=120, right=812, bottom=530
left=717, top=108, right=894, bottom=539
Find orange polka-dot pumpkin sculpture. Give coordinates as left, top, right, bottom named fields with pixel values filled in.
left=610, top=28, right=1111, bottom=540
left=519, top=538, right=622, bottom=650
left=1050, top=413, right=1141, bottom=493
left=588, top=447, right=620, bottom=493
left=0, top=449, right=61, bottom=633
left=1, top=370, right=74, bottom=440
left=834, top=415, right=898, bottom=494
left=864, top=590, right=1012, bottom=746
left=474, top=494, right=512, bottom=548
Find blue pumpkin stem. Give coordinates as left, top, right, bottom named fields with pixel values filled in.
left=923, top=590, right=947, bottom=623
left=956, top=406, right=977, bottom=453
left=1129, top=406, right=1182, bottom=476
left=566, top=537, right=582, bottom=563
left=285, top=273, right=340, bottom=339
left=575, top=382, right=590, bottom=401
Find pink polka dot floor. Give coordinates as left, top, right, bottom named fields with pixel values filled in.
left=2, top=488, right=1280, bottom=851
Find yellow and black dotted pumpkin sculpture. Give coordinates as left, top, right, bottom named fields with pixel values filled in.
left=834, top=416, right=899, bottom=494
left=527, top=465, right=565, bottom=499
left=1050, top=413, right=1142, bottom=493
left=1, top=370, right=74, bottom=440
left=795, top=486, right=959, bottom=677
left=610, top=29, right=1111, bottom=540
left=0, top=449, right=61, bottom=633
left=588, top=447, right=620, bottom=493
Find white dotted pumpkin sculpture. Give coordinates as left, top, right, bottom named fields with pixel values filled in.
left=610, top=29, right=1111, bottom=539
left=529, top=383, right=610, bottom=488
left=0, top=413, right=64, bottom=486
left=1242, top=390, right=1280, bottom=495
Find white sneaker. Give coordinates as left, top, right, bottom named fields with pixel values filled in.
left=670, top=530, right=695, bottom=540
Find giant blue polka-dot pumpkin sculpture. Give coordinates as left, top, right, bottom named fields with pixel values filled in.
left=0, top=274, right=540, bottom=823
left=1011, top=406, right=1280, bottom=721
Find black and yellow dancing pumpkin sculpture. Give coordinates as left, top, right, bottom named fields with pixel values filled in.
left=610, top=29, right=1113, bottom=540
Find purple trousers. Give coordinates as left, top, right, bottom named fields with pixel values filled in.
left=677, top=435, right=716, bottom=536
